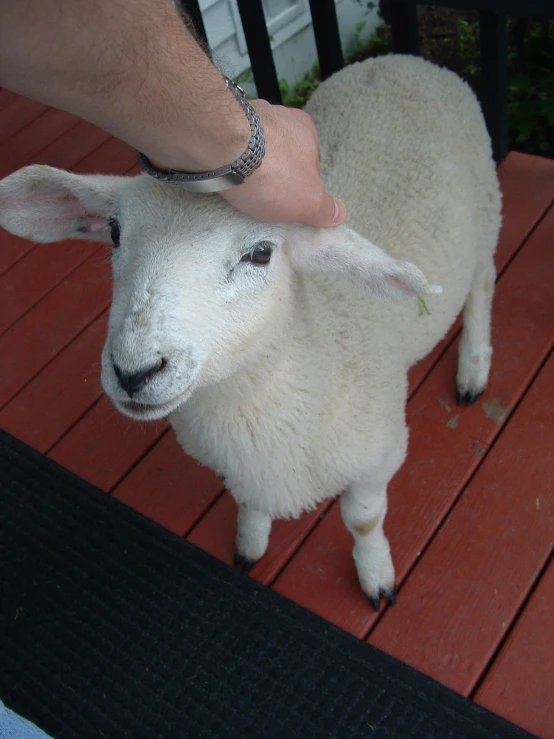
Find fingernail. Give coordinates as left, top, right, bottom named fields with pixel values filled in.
left=332, top=199, right=345, bottom=226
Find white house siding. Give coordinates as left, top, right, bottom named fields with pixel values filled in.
left=199, top=0, right=381, bottom=93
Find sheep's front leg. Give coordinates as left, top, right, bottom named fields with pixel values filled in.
left=340, top=480, right=396, bottom=611
left=234, top=505, right=272, bottom=573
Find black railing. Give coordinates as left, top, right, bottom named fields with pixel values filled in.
left=308, top=0, right=344, bottom=81
left=236, top=0, right=282, bottom=104
left=181, top=0, right=344, bottom=98
left=183, top=0, right=554, bottom=164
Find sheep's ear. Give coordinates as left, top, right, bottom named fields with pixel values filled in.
left=0, top=164, right=126, bottom=243
left=286, top=224, right=442, bottom=301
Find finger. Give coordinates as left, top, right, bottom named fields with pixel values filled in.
left=307, top=195, right=346, bottom=228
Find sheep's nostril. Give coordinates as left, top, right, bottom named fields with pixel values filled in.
left=113, top=359, right=167, bottom=398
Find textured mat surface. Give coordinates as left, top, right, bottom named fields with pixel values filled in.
left=0, top=430, right=534, bottom=739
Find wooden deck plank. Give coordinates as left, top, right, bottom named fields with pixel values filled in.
left=0, top=241, right=102, bottom=336
left=0, top=252, right=111, bottom=410
left=474, top=557, right=554, bottom=738
left=49, top=395, right=166, bottom=492
left=369, top=352, right=554, bottom=696
left=0, top=97, right=48, bottom=145
left=494, top=152, right=554, bottom=268
left=71, top=136, right=135, bottom=176
left=271, top=201, right=554, bottom=636
left=0, top=90, right=21, bottom=112
left=188, top=492, right=330, bottom=585
left=0, top=108, right=81, bottom=178
left=111, top=152, right=554, bottom=543
left=113, top=431, right=224, bottom=536
left=0, top=312, right=108, bottom=452
left=32, top=120, right=111, bottom=168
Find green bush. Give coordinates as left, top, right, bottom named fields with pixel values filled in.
left=279, top=63, right=321, bottom=108
left=451, top=16, right=554, bottom=156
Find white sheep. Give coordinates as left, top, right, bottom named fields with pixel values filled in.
left=0, top=55, right=501, bottom=609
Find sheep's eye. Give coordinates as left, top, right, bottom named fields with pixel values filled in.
left=241, top=242, right=272, bottom=266
left=108, top=218, right=120, bottom=248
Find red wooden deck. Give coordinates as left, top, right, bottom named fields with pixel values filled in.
left=1, top=94, right=553, bottom=738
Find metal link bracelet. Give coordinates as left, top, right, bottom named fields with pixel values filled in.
left=136, top=78, right=265, bottom=193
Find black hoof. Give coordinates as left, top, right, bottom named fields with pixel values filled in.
left=368, top=586, right=397, bottom=612
left=385, top=586, right=397, bottom=607
left=466, top=391, right=483, bottom=407
left=234, top=552, right=255, bottom=574
left=369, top=595, right=381, bottom=612
left=457, top=390, right=483, bottom=407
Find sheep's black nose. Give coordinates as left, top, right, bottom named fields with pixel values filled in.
left=113, top=360, right=166, bottom=398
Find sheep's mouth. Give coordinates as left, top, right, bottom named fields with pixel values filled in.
left=119, top=399, right=173, bottom=419
left=115, top=390, right=192, bottom=420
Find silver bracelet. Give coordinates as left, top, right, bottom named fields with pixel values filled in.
left=136, top=78, right=265, bottom=193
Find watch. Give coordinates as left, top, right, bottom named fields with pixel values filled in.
left=136, top=78, right=265, bottom=192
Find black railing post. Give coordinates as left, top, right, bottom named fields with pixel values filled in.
left=479, top=11, right=508, bottom=163
left=389, top=1, right=420, bottom=56
left=236, top=0, right=282, bottom=104
left=308, top=0, right=344, bottom=80
left=180, top=0, right=209, bottom=48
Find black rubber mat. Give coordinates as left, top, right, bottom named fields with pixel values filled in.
left=0, top=430, right=534, bottom=739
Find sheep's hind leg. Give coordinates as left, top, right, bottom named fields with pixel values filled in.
left=234, top=505, right=272, bottom=573
left=457, top=258, right=495, bottom=406
left=340, top=480, right=396, bottom=611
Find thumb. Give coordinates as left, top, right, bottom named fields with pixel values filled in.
left=307, top=194, right=347, bottom=228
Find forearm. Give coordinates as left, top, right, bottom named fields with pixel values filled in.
left=0, top=0, right=347, bottom=228
left=0, top=0, right=250, bottom=170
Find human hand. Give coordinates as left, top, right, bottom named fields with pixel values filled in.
left=222, top=100, right=346, bottom=228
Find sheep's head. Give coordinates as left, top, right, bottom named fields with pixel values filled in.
left=0, top=165, right=440, bottom=421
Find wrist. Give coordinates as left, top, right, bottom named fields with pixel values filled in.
left=138, top=80, right=265, bottom=192
left=146, top=81, right=252, bottom=174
